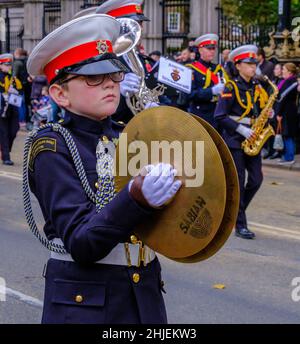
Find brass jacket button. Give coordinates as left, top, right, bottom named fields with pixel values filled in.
left=132, top=273, right=140, bottom=283
left=130, top=235, right=138, bottom=244
left=75, top=295, right=83, bottom=303
left=95, top=181, right=99, bottom=189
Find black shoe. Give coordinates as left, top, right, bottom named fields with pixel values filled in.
left=3, top=160, right=14, bottom=166
left=235, top=228, right=255, bottom=239
left=269, top=152, right=280, bottom=160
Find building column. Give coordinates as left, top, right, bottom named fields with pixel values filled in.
left=22, top=0, right=46, bottom=53
left=190, top=0, right=219, bottom=38
left=143, top=0, right=163, bottom=54
left=61, top=0, right=83, bottom=23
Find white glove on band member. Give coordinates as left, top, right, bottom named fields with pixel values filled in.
left=236, top=124, right=254, bottom=140
left=212, top=83, right=225, bottom=96
left=144, top=102, right=159, bottom=109
left=129, top=163, right=182, bottom=208
left=120, top=73, right=141, bottom=97
left=142, top=163, right=182, bottom=207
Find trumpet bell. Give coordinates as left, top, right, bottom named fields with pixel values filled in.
left=113, top=18, right=141, bottom=57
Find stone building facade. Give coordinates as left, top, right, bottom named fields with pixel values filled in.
left=0, top=0, right=219, bottom=54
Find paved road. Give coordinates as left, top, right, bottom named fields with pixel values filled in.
left=0, top=131, right=300, bottom=323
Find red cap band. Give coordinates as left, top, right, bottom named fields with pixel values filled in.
left=0, top=58, right=12, bottom=64
left=199, top=40, right=217, bottom=48
left=233, top=52, right=257, bottom=63
left=44, top=40, right=113, bottom=83
left=107, top=4, right=143, bottom=17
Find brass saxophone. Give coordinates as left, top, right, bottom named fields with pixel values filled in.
left=241, top=76, right=279, bottom=156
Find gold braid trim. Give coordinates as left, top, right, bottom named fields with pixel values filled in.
left=204, top=69, right=211, bottom=89
left=226, top=80, right=252, bottom=119
left=254, top=84, right=268, bottom=108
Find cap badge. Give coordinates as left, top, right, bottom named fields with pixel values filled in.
left=96, top=40, right=109, bottom=55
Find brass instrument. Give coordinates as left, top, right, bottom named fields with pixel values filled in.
left=241, top=76, right=279, bottom=156
left=114, top=18, right=165, bottom=115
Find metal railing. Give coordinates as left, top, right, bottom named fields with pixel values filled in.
left=42, top=1, right=61, bottom=37
left=217, top=6, right=276, bottom=51
left=161, top=0, right=190, bottom=55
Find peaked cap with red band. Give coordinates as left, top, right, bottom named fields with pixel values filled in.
left=96, top=0, right=149, bottom=22
left=229, top=45, right=258, bottom=64
left=0, top=53, right=13, bottom=65
left=195, top=34, right=219, bottom=48
left=27, top=14, right=129, bottom=84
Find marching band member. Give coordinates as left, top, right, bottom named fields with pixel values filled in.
left=0, top=53, right=22, bottom=166
left=214, top=45, right=269, bottom=239
left=96, top=0, right=161, bottom=122
left=186, top=34, right=228, bottom=128
left=26, top=14, right=181, bottom=324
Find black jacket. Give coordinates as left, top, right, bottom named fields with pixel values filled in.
left=274, top=76, right=299, bottom=137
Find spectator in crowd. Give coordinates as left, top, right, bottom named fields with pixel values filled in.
left=30, top=75, right=48, bottom=105
left=274, top=63, right=299, bottom=165
left=180, top=47, right=194, bottom=65
left=149, top=50, right=161, bottom=62
left=272, top=63, right=283, bottom=85
left=265, top=63, right=285, bottom=160
left=13, top=48, right=31, bottom=128
left=221, top=48, right=236, bottom=79
left=31, top=86, right=52, bottom=129
left=174, top=51, right=182, bottom=63
left=256, top=48, right=274, bottom=89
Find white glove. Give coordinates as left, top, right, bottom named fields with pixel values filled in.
left=268, top=109, right=275, bottom=118
left=142, top=163, right=182, bottom=207
left=212, top=83, right=225, bottom=95
left=130, top=163, right=182, bottom=208
left=236, top=124, right=254, bottom=140
left=120, top=73, right=141, bottom=97
left=144, top=102, right=159, bottom=109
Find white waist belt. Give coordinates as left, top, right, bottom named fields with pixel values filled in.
left=230, top=116, right=252, bottom=125
left=50, top=238, right=156, bottom=267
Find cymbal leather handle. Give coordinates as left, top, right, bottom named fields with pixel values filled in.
left=129, top=175, right=152, bottom=209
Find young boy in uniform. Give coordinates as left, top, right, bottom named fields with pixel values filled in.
left=27, top=14, right=181, bottom=324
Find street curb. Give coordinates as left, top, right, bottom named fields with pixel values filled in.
left=262, top=161, right=300, bottom=172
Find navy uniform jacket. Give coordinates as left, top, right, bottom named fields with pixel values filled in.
left=28, top=111, right=167, bottom=324
left=187, top=58, right=227, bottom=127
left=214, top=75, right=268, bottom=149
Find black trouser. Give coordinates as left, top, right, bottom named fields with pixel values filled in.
left=0, top=106, right=20, bottom=161
left=230, top=149, right=263, bottom=230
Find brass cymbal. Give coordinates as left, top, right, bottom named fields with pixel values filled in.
left=173, top=116, right=239, bottom=263
left=114, top=106, right=226, bottom=259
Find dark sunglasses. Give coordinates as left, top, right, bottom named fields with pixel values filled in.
left=60, top=71, right=125, bottom=86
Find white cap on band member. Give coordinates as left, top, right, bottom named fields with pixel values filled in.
left=0, top=53, right=13, bottom=65
left=229, top=45, right=258, bottom=64
left=195, top=34, right=219, bottom=48
left=27, top=14, right=129, bottom=84
left=96, top=0, right=150, bottom=21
